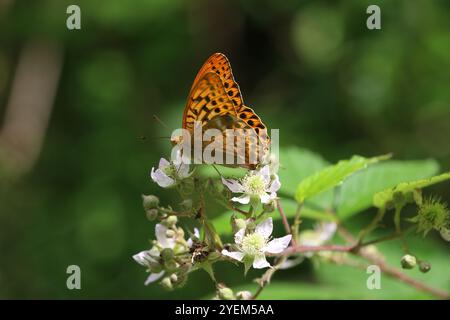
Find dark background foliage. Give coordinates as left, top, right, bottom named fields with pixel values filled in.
left=0, top=0, right=449, bottom=299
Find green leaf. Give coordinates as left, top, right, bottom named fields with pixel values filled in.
left=337, top=159, right=440, bottom=219
left=295, top=154, right=390, bottom=203
left=278, top=147, right=329, bottom=197
left=197, top=164, right=247, bottom=179
left=278, top=198, right=337, bottom=221
left=373, top=172, right=450, bottom=208
left=210, top=198, right=335, bottom=235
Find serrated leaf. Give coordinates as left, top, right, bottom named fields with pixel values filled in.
left=278, top=147, right=330, bottom=197
left=373, top=172, right=450, bottom=208
left=337, top=159, right=440, bottom=219
left=295, top=154, right=390, bottom=203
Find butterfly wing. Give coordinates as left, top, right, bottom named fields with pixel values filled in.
left=189, top=53, right=244, bottom=111
left=182, top=53, right=270, bottom=168
left=182, top=72, right=236, bottom=131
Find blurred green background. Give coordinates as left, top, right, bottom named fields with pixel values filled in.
left=0, top=0, right=449, bottom=299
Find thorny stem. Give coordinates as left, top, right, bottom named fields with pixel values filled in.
left=252, top=255, right=288, bottom=300
left=341, top=226, right=449, bottom=299
left=276, top=199, right=294, bottom=244
left=252, top=224, right=449, bottom=300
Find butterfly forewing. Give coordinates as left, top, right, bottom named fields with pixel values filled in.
left=183, top=72, right=235, bottom=130
left=181, top=53, right=270, bottom=169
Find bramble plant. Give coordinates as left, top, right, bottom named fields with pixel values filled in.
left=133, top=147, right=450, bottom=300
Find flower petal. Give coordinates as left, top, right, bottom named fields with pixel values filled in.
left=264, top=235, right=292, bottom=254
left=193, top=228, right=200, bottom=238
left=221, top=249, right=245, bottom=261
left=155, top=224, right=175, bottom=248
left=151, top=168, right=175, bottom=188
left=268, top=174, right=281, bottom=193
left=316, top=222, right=337, bottom=243
left=171, top=150, right=183, bottom=165
left=144, top=271, right=165, bottom=285
left=260, top=193, right=271, bottom=204
left=231, top=195, right=250, bottom=204
left=132, top=250, right=157, bottom=266
left=221, top=177, right=244, bottom=193
left=177, top=162, right=190, bottom=178
left=253, top=254, right=270, bottom=269
left=187, top=228, right=200, bottom=248
left=279, top=256, right=304, bottom=270
left=259, top=165, right=271, bottom=184
left=256, top=217, right=273, bottom=239
left=234, top=228, right=245, bottom=244
left=159, top=158, right=170, bottom=168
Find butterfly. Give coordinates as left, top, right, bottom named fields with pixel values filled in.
left=173, top=53, right=270, bottom=170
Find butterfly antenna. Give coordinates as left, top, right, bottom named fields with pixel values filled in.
left=138, top=136, right=171, bottom=141
left=153, top=114, right=169, bottom=129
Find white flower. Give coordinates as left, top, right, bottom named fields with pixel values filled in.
left=298, top=222, right=337, bottom=258
left=221, top=217, right=291, bottom=269
left=133, top=223, right=191, bottom=285
left=133, top=247, right=160, bottom=266
left=150, top=150, right=190, bottom=188
left=132, top=247, right=165, bottom=285
left=221, top=165, right=281, bottom=205
left=299, top=222, right=337, bottom=246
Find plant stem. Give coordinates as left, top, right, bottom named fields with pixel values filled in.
left=252, top=255, right=288, bottom=300
left=291, top=203, right=303, bottom=244
left=342, top=225, right=449, bottom=300
left=394, top=204, right=410, bottom=253
left=276, top=199, right=294, bottom=243
left=282, top=244, right=353, bottom=255
left=357, top=206, right=386, bottom=244
left=358, top=226, right=415, bottom=247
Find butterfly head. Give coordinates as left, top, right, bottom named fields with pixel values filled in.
left=170, top=133, right=184, bottom=146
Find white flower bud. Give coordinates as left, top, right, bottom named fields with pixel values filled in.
left=235, top=218, right=247, bottom=230
left=166, top=215, right=178, bottom=227
left=217, top=285, right=234, bottom=300
left=236, top=291, right=252, bottom=300
left=165, top=229, right=176, bottom=238
left=170, top=273, right=178, bottom=283
left=160, top=277, right=173, bottom=290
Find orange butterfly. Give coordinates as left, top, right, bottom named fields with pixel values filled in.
left=172, top=53, right=270, bottom=170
